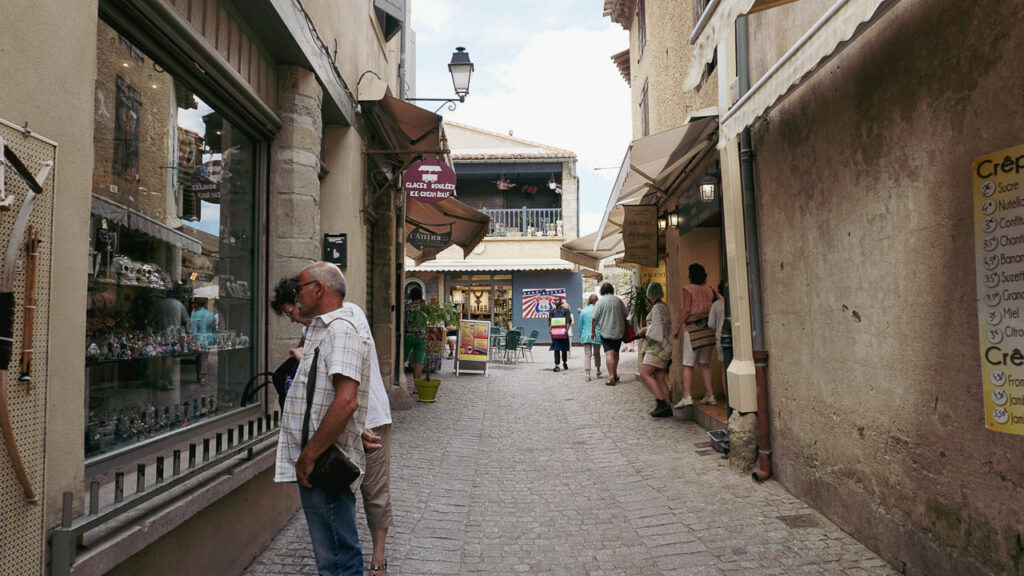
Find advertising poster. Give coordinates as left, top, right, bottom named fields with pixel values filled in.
left=522, top=288, right=567, bottom=319
left=622, top=204, right=659, bottom=267
left=456, top=319, right=490, bottom=375
left=458, top=319, right=490, bottom=361
left=974, top=143, right=1024, bottom=435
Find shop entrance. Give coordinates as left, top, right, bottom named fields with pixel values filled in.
left=447, top=274, right=512, bottom=329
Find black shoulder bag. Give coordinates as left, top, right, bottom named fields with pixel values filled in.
left=300, top=347, right=361, bottom=493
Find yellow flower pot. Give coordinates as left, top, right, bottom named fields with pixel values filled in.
left=413, top=378, right=441, bottom=402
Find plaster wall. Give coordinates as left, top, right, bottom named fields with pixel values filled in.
left=322, top=125, right=368, bottom=309
left=302, top=0, right=403, bottom=91
left=629, top=0, right=702, bottom=137
left=0, top=0, right=98, bottom=562
left=749, top=1, right=1024, bottom=574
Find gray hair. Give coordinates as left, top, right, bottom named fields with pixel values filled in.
left=306, top=262, right=347, bottom=298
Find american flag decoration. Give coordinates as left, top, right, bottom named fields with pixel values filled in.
left=521, top=288, right=566, bottom=319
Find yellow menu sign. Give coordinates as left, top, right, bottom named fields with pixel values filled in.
left=974, top=143, right=1024, bottom=435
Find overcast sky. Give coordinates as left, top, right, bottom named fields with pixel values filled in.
left=411, top=0, right=631, bottom=236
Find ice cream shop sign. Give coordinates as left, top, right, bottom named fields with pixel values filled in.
left=403, top=159, right=456, bottom=203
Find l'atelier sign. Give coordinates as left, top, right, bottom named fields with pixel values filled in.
left=622, top=205, right=659, bottom=268
left=407, top=226, right=451, bottom=250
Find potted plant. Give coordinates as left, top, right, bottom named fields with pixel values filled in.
left=624, top=281, right=653, bottom=355
left=407, top=298, right=459, bottom=401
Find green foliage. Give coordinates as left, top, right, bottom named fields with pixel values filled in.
left=408, top=299, right=459, bottom=333
left=625, top=281, right=653, bottom=328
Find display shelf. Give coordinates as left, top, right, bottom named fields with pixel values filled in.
left=85, top=346, right=251, bottom=367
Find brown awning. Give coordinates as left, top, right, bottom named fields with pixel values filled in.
left=404, top=196, right=490, bottom=265
left=365, top=88, right=444, bottom=154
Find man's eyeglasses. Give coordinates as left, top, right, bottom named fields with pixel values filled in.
left=296, top=279, right=318, bottom=292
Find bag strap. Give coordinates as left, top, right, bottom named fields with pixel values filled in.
left=300, top=347, right=321, bottom=449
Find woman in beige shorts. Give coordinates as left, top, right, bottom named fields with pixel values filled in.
left=637, top=283, right=673, bottom=418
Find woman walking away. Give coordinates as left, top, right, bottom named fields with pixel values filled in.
left=548, top=296, right=571, bottom=371
left=673, top=263, right=719, bottom=407
left=577, top=294, right=603, bottom=381
left=638, top=283, right=673, bottom=417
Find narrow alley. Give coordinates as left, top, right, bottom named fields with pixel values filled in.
left=244, top=353, right=897, bottom=576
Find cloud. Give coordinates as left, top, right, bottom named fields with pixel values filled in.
left=441, top=27, right=631, bottom=236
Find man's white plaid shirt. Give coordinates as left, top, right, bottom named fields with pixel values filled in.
left=275, top=304, right=373, bottom=492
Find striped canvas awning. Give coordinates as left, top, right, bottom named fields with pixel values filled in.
left=593, top=113, right=718, bottom=251
left=718, top=0, right=895, bottom=143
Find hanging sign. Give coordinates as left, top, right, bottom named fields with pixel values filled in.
left=622, top=204, right=659, bottom=267
left=521, top=288, right=566, bottom=319
left=403, top=159, right=456, bottom=203
left=974, top=143, right=1024, bottom=436
left=407, top=226, right=451, bottom=250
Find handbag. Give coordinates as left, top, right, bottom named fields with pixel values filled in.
left=272, top=356, right=299, bottom=410
left=687, top=315, right=716, bottom=349
left=623, top=322, right=637, bottom=344
left=300, top=347, right=361, bottom=493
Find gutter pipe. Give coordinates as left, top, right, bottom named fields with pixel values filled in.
left=736, top=16, right=772, bottom=482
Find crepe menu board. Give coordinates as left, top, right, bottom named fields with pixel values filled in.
left=974, top=143, right=1024, bottom=435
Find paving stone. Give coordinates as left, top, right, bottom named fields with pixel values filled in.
left=242, top=353, right=898, bottom=575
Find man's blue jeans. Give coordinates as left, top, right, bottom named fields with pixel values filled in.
left=298, top=484, right=363, bottom=576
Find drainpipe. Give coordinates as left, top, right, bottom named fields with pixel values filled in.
left=736, top=16, right=772, bottom=482
left=398, top=0, right=408, bottom=99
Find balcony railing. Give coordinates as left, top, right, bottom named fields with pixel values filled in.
left=481, top=207, right=563, bottom=237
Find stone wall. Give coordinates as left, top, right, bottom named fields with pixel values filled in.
left=750, top=1, right=1024, bottom=573
left=268, top=65, right=324, bottom=366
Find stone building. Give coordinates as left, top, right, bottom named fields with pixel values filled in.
left=0, top=1, right=484, bottom=574
left=590, top=0, right=1024, bottom=575
left=407, top=122, right=583, bottom=344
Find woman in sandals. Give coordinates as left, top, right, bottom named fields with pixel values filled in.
left=637, top=283, right=673, bottom=417
left=673, top=263, right=720, bottom=407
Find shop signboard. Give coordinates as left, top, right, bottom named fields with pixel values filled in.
left=640, top=263, right=667, bottom=288
left=455, top=319, right=489, bottom=376
left=974, top=143, right=1024, bottom=435
left=403, top=159, right=456, bottom=203
left=407, top=225, right=451, bottom=250
left=622, top=204, right=659, bottom=267
left=522, top=288, right=566, bottom=319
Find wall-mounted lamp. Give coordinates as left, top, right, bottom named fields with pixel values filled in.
left=658, top=216, right=668, bottom=232
left=407, top=47, right=475, bottom=113
left=667, top=212, right=680, bottom=228
left=700, top=174, right=717, bottom=203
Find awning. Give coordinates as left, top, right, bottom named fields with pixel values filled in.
left=404, top=197, right=491, bottom=265
left=407, top=258, right=574, bottom=273
left=594, top=112, right=718, bottom=250
left=561, top=230, right=624, bottom=271
left=685, top=0, right=802, bottom=91
left=365, top=88, right=444, bottom=155
left=91, top=194, right=202, bottom=254
left=718, top=0, right=895, bottom=143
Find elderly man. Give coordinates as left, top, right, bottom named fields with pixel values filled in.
left=274, top=262, right=372, bottom=575
left=590, top=282, right=628, bottom=386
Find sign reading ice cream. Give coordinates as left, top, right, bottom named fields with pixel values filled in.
left=974, top=143, right=1024, bottom=436
left=403, top=159, right=456, bottom=203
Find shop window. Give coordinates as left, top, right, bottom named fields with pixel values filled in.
left=86, top=20, right=257, bottom=458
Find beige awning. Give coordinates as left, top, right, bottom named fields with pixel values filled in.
left=719, top=0, right=895, bottom=143
left=561, top=230, right=625, bottom=271
left=594, top=112, right=718, bottom=250
left=685, top=0, right=802, bottom=91
left=408, top=258, right=574, bottom=272
left=404, top=197, right=491, bottom=265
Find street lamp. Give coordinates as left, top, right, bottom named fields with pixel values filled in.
left=408, top=47, right=475, bottom=112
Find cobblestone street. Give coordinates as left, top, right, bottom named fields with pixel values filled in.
left=244, top=352, right=898, bottom=576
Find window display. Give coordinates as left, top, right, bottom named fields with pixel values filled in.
left=85, top=21, right=258, bottom=457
